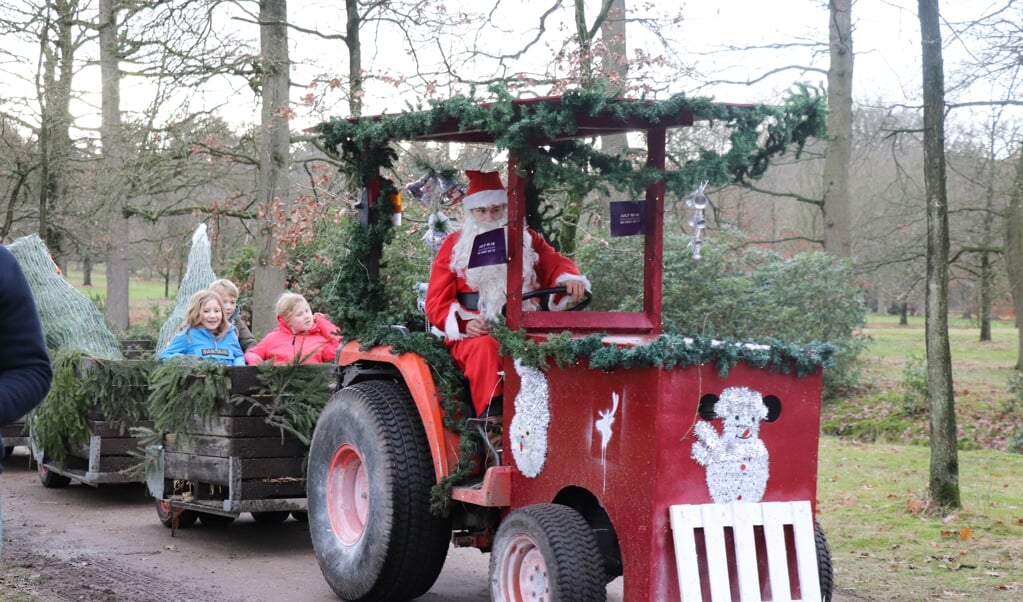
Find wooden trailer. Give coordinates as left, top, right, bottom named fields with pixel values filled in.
left=146, top=364, right=331, bottom=527
left=32, top=354, right=153, bottom=488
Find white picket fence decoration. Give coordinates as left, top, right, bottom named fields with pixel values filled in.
left=669, top=501, right=820, bottom=602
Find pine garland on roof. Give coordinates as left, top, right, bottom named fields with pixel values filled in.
left=316, top=84, right=826, bottom=202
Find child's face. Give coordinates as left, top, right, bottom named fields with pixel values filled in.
left=200, top=298, right=224, bottom=331
left=286, top=301, right=314, bottom=333
left=221, top=296, right=237, bottom=318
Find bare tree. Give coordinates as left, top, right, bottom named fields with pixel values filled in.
left=98, top=0, right=131, bottom=332
left=251, top=0, right=291, bottom=336
left=822, top=0, right=853, bottom=257
left=918, top=0, right=960, bottom=510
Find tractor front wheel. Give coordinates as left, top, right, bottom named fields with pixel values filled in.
left=490, top=503, right=606, bottom=602
left=307, top=380, right=451, bottom=602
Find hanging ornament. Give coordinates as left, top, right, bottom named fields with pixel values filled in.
left=423, top=211, right=452, bottom=253
left=685, top=180, right=709, bottom=260
left=406, top=173, right=432, bottom=203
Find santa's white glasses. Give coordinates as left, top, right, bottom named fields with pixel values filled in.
left=470, top=205, right=507, bottom=218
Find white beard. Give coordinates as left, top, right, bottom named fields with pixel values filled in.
left=450, top=216, right=539, bottom=321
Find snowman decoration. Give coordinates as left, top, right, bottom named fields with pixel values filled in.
left=691, top=386, right=770, bottom=503
left=509, top=359, right=551, bottom=478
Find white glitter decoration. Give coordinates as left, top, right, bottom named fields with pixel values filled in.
left=691, top=386, right=770, bottom=503
left=509, top=358, right=551, bottom=478
left=595, top=392, right=621, bottom=494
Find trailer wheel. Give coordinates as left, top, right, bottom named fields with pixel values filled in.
left=252, top=511, right=290, bottom=524
left=307, top=380, right=451, bottom=602
left=197, top=513, right=235, bottom=527
left=38, top=461, right=71, bottom=488
left=490, top=503, right=606, bottom=602
left=816, top=520, right=834, bottom=602
left=156, top=499, right=197, bottom=528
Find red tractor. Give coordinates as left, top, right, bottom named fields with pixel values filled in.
left=307, top=95, right=833, bottom=601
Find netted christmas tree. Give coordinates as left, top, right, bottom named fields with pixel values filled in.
left=156, top=223, right=217, bottom=351
left=6, top=234, right=122, bottom=359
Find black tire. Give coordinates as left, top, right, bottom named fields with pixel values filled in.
left=197, top=512, right=236, bottom=527
left=490, top=503, right=606, bottom=601
left=816, top=519, right=834, bottom=602
left=251, top=511, right=290, bottom=524
left=307, top=381, right=451, bottom=602
left=156, top=499, right=198, bottom=529
left=290, top=510, right=308, bottom=523
left=37, top=461, right=72, bottom=489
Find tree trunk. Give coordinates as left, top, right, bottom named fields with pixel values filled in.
left=37, top=1, right=76, bottom=260
left=345, top=0, right=362, bottom=118
left=919, top=0, right=960, bottom=510
left=252, top=0, right=290, bottom=337
left=83, top=255, right=93, bottom=286
left=1005, top=144, right=1023, bottom=369
left=99, top=0, right=130, bottom=333
left=823, top=0, right=853, bottom=257
left=979, top=251, right=992, bottom=341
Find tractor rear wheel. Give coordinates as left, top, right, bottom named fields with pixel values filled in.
left=490, top=503, right=606, bottom=601
left=307, top=380, right=451, bottom=601
left=816, top=519, right=834, bottom=602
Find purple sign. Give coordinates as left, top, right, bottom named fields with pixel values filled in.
left=467, top=228, right=508, bottom=268
left=610, top=201, right=646, bottom=237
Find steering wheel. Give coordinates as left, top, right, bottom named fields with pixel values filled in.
left=521, top=286, right=593, bottom=312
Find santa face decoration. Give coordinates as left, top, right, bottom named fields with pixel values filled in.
left=690, top=386, right=770, bottom=504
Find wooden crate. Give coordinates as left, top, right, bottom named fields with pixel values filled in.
left=159, top=365, right=324, bottom=501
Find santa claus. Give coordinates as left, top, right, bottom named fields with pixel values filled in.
left=424, top=170, right=590, bottom=419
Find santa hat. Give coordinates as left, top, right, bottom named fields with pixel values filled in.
left=461, top=170, right=507, bottom=210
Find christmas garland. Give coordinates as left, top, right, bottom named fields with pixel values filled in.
left=146, top=358, right=230, bottom=436
left=317, top=85, right=826, bottom=204
left=31, top=351, right=155, bottom=464
left=493, top=322, right=834, bottom=377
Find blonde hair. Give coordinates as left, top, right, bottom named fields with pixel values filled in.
left=275, top=291, right=308, bottom=320
left=209, top=278, right=239, bottom=301
left=183, top=290, right=229, bottom=338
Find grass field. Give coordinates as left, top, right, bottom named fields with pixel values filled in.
left=820, top=315, right=1023, bottom=600
left=63, top=266, right=176, bottom=330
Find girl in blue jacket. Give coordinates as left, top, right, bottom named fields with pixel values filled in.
left=159, top=290, right=245, bottom=365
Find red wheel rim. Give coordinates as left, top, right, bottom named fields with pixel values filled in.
left=158, top=499, right=173, bottom=515
left=496, top=534, right=549, bottom=600
left=326, top=443, right=369, bottom=545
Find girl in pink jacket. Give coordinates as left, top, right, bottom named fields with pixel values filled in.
left=244, top=292, right=341, bottom=365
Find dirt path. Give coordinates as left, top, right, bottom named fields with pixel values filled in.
left=2, top=447, right=870, bottom=601
left=0, top=448, right=494, bottom=601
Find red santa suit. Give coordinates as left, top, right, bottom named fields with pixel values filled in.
left=424, top=170, right=588, bottom=416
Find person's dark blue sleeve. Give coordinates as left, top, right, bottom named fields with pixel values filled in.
left=0, top=246, right=53, bottom=426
